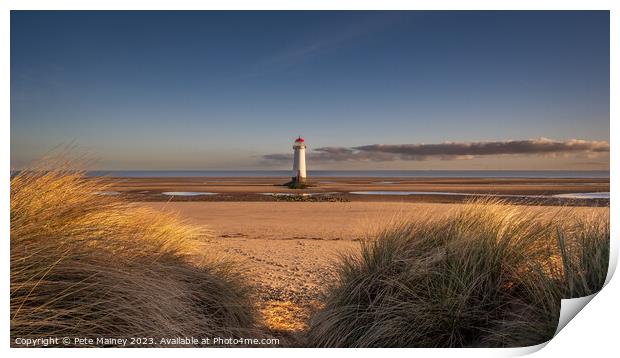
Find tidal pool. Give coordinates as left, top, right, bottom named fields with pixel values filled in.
left=350, top=191, right=609, bottom=200
left=552, top=192, right=610, bottom=199
left=94, top=191, right=121, bottom=196
left=161, top=192, right=218, bottom=196
left=350, top=191, right=471, bottom=196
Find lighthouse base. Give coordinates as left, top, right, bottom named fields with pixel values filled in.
left=286, top=176, right=308, bottom=189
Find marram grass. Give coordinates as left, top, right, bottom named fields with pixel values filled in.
left=307, top=199, right=609, bottom=348
left=10, top=169, right=259, bottom=346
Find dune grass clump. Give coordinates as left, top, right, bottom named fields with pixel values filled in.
left=308, top=199, right=609, bottom=348
left=11, top=169, right=258, bottom=346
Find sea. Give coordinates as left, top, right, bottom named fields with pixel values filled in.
left=85, top=170, right=610, bottom=179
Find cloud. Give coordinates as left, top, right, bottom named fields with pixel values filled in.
left=262, top=138, right=609, bottom=163
left=262, top=153, right=293, bottom=162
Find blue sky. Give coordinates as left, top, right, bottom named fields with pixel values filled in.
left=11, top=11, right=609, bottom=170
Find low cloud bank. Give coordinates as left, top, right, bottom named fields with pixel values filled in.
left=263, top=138, right=609, bottom=163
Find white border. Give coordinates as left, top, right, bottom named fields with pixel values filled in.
left=2, top=1, right=616, bottom=358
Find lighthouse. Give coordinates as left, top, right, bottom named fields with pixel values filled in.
left=292, top=136, right=307, bottom=186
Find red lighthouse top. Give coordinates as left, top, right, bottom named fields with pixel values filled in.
left=295, top=137, right=305, bottom=142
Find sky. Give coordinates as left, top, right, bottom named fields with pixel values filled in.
left=11, top=11, right=609, bottom=170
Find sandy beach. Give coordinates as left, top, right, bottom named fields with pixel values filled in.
left=142, top=199, right=610, bottom=335
left=119, top=176, right=609, bottom=334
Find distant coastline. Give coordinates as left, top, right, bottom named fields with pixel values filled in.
left=85, top=170, right=611, bottom=179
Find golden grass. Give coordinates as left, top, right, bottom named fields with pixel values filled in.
left=11, top=169, right=259, bottom=346
left=308, top=199, right=609, bottom=347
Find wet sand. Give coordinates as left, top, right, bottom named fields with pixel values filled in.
left=104, top=176, right=609, bottom=206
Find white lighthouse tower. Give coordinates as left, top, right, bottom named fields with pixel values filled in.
left=292, top=136, right=307, bottom=186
